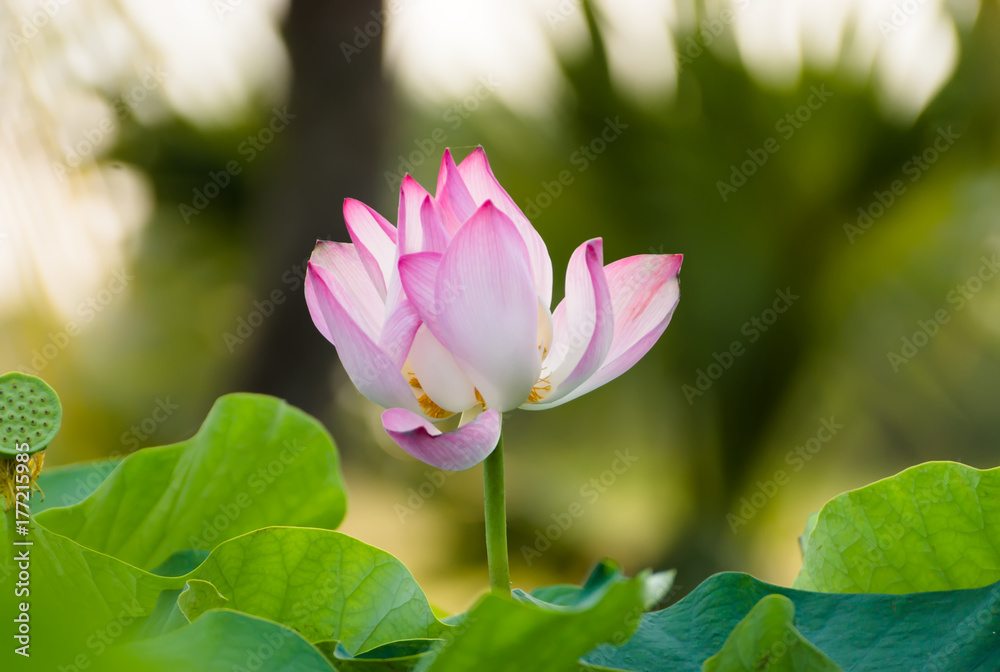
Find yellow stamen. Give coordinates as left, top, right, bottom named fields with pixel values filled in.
left=527, top=375, right=552, bottom=403
left=2, top=452, right=44, bottom=511
left=405, top=365, right=454, bottom=419
left=418, top=394, right=453, bottom=419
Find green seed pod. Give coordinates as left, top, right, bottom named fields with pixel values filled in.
left=0, top=372, right=63, bottom=456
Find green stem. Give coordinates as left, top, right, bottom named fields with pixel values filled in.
left=483, top=432, right=511, bottom=598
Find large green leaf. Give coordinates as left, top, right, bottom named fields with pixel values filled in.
left=702, top=595, right=842, bottom=671
left=182, top=527, right=443, bottom=654
left=582, top=572, right=1000, bottom=671
left=2, top=525, right=441, bottom=671
left=418, top=568, right=650, bottom=672
left=107, top=610, right=336, bottom=672
left=0, top=523, right=178, bottom=671
left=795, top=461, right=1000, bottom=593
left=124, top=557, right=657, bottom=671
left=1, top=394, right=347, bottom=671
left=37, top=393, right=347, bottom=570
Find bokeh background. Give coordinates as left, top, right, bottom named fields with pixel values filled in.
left=2, top=0, right=999, bottom=612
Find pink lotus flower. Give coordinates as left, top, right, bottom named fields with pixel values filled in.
left=306, top=148, right=681, bottom=471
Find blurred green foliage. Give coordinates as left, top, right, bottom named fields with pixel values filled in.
left=6, top=0, right=1000, bottom=612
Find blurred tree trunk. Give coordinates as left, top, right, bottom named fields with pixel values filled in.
left=237, top=0, right=388, bottom=425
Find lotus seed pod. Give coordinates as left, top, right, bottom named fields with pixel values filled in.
left=0, top=372, right=62, bottom=456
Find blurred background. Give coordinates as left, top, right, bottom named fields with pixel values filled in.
left=2, top=0, right=999, bottom=612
